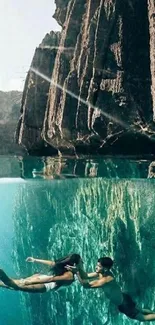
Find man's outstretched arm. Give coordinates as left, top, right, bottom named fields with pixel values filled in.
left=87, top=272, right=98, bottom=279
left=26, top=257, right=55, bottom=267
left=77, top=270, right=105, bottom=288
left=79, top=271, right=98, bottom=279
left=65, top=266, right=98, bottom=279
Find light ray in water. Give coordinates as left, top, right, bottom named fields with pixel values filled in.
left=30, top=67, right=128, bottom=129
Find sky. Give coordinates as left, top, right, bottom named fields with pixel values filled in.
left=0, top=0, right=61, bottom=91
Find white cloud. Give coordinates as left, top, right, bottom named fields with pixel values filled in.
left=7, top=78, right=25, bottom=91
left=0, top=78, right=25, bottom=92
left=0, top=77, right=2, bottom=90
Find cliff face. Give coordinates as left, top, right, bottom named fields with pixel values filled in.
left=148, top=0, right=155, bottom=118
left=0, top=91, right=24, bottom=154
left=17, top=31, right=61, bottom=155
left=17, top=0, right=155, bottom=155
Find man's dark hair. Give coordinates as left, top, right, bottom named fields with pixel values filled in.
left=98, top=257, right=113, bottom=269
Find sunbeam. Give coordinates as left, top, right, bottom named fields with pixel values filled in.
left=39, top=46, right=75, bottom=51
left=30, top=67, right=128, bottom=129
left=30, top=67, right=155, bottom=143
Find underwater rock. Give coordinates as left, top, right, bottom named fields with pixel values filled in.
left=12, top=174, right=155, bottom=324
left=16, top=0, right=155, bottom=155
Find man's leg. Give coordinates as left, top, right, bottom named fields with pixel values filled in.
left=142, top=314, right=155, bottom=321
left=135, top=311, right=155, bottom=322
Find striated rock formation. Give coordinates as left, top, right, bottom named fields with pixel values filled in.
left=17, top=31, right=61, bottom=155
left=17, top=0, right=155, bottom=155
left=148, top=0, right=155, bottom=118
left=0, top=91, right=25, bottom=154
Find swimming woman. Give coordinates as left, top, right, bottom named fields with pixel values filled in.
left=0, top=253, right=82, bottom=293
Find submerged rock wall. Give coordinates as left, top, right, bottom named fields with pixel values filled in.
left=12, top=177, right=155, bottom=325
left=17, top=0, right=155, bottom=155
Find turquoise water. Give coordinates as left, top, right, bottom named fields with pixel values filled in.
left=0, top=157, right=155, bottom=324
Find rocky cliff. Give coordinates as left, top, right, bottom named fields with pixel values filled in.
left=16, top=31, right=61, bottom=155
left=17, top=0, right=155, bottom=155
left=0, top=91, right=24, bottom=154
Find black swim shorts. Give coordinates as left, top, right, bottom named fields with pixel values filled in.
left=118, top=293, right=140, bottom=319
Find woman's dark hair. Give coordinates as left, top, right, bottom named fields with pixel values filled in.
left=98, top=257, right=113, bottom=269
left=53, top=253, right=81, bottom=275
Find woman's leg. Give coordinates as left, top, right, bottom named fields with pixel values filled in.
left=0, top=269, right=19, bottom=289
left=0, top=269, right=54, bottom=288
left=23, top=274, right=41, bottom=281
left=0, top=269, right=46, bottom=293
left=0, top=280, right=13, bottom=290
left=24, top=275, right=54, bottom=285
left=16, top=273, right=42, bottom=285
left=16, top=283, right=46, bottom=293
left=0, top=273, right=42, bottom=286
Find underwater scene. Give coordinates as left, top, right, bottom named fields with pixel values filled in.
left=0, top=157, right=155, bottom=325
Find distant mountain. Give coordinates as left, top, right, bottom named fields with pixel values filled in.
left=0, top=90, right=22, bottom=122
left=0, top=91, right=25, bottom=154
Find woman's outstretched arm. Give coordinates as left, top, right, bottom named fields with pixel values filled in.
left=26, top=257, right=55, bottom=267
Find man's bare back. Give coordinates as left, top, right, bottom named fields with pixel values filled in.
left=101, top=274, right=123, bottom=306
left=70, top=256, right=155, bottom=322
